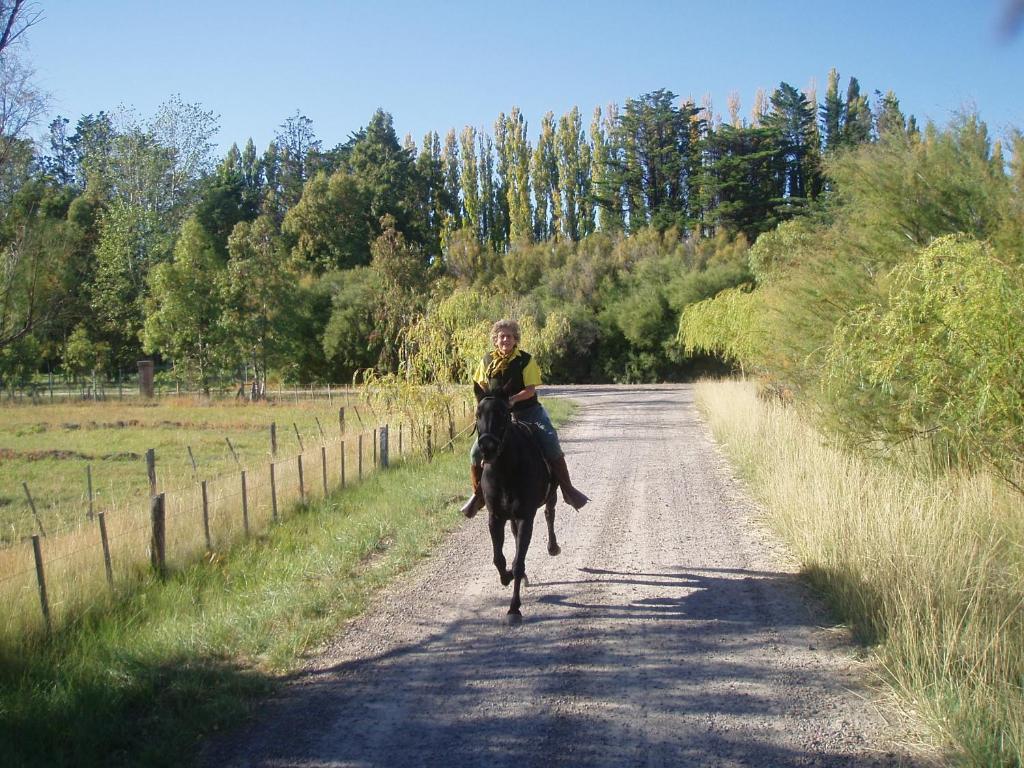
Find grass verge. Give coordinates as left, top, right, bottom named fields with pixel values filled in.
left=695, top=379, right=1023, bottom=767
left=0, top=398, right=572, bottom=768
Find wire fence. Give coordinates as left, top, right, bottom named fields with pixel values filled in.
left=0, top=398, right=475, bottom=641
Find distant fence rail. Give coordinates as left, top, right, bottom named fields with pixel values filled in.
left=1, top=399, right=474, bottom=640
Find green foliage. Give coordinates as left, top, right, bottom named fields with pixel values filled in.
left=221, top=216, right=301, bottom=397
left=825, top=235, right=1024, bottom=482
left=321, top=266, right=382, bottom=381
left=63, top=325, right=109, bottom=377
left=142, top=218, right=228, bottom=393
left=282, top=169, right=372, bottom=272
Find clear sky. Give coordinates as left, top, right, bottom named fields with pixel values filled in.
left=22, top=0, right=1024, bottom=158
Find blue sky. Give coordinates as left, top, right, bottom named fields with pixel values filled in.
left=24, top=0, right=1024, bottom=157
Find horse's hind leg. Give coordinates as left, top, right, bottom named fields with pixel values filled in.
left=545, top=486, right=560, bottom=556
left=488, top=515, right=513, bottom=586
left=507, top=516, right=535, bottom=623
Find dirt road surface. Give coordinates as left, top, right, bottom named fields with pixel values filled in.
left=201, top=384, right=927, bottom=768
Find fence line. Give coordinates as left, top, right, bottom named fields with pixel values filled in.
left=1, top=398, right=473, bottom=641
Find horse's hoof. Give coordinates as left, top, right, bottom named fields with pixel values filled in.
left=500, top=571, right=513, bottom=587
left=548, top=543, right=561, bottom=556
left=505, top=611, right=522, bottom=626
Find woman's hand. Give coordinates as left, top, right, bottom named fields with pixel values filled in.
left=509, top=385, right=536, bottom=404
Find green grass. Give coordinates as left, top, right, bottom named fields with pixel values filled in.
left=695, top=379, right=1023, bottom=766
left=0, top=394, right=434, bottom=543
left=0, top=397, right=573, bottom=768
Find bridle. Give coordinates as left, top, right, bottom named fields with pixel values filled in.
left=476, top=395, right=512, bottom=461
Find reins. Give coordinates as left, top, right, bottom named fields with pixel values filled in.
left=477, top=396, right=513, bottom=462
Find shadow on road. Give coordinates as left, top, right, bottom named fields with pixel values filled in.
left=202, top=564, right=916, bottom=768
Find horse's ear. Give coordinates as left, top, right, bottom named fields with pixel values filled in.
left=501, top=381, right=517, bottom=400
left=473, top=381, right=487, bottom=402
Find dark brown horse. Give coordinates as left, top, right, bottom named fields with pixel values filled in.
left=473, top=383, right=560, bottom=624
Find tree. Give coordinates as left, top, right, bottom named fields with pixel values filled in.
left=89, top=200, right=168, bottom=366
left=843, top=77, right=873, bottom=146
left=820, top=68, right=844, bottom=152
left=282, top=169, right=372, bottom=272
left=556, top=106, right=592, bottom=241
left=762, top=82, right=821, bottom=213
left=0, top=2, right=42, bottom=55
left=591, top=104, right=624, bottom=232
left=500, top=108, right=533, bottom=245
left=459, top=125, right=481, bottom=241
left=273, top=110, right=322, bottom=215
left=610, top=90, right=700, bottom=232
left=874, top=90, right=908, bottom=138
left=440, top=129, right=462, bottom=243
left=347, top=109, right=425, bottom=247
left=369, top=214, right=429, bottom=372
left=0, top=52, right=45, bottom=178
left=531, top=112, right=559, bottom=240
left=415, top=130, right=446, bottom=253
left=143, top=218, right=227, bottom=394
left=221, top=216, right=300, bottom=398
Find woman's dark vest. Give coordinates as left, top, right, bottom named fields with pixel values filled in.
left=483, top=351, right=540, bottom=413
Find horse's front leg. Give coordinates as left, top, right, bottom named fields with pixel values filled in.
left=507, top=515, right=535, bottom=623
left=544, top=486, right=560, bottom=556
left=488, top=513, right=513, bottom=586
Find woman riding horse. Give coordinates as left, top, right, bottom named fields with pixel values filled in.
left=460, top=319, right=589, bottom=517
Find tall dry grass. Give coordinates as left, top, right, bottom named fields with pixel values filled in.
left=695, top=379, right=1023, bottom=766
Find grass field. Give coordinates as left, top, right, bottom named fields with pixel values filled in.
left=695, top=379, right=1023, bottom=766
left=0, top=395, right=572, bottom=768
left=0, top=392, right=471, bottom=544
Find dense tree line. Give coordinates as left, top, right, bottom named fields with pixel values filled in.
left=0, top=46, right=939, bottom=391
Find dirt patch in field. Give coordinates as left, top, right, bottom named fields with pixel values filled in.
left=0, top=448, right=142, bottom=462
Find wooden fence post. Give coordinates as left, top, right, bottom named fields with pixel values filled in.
left=339, top=407, right=345, bottom=436
left=321, top=446, right=328, bottom=494
left=23, top=482, right=46, bottom=537
left=240, top=471, right=249, bottom=535
left=146, top=448, right=157, bottom=496
left=201, top=480, right=212, bottom=549
left=150, top=493, right=166, bottom=576
left=426, top=425, right=433, bottom=462
left=31, top=534, right=51, bottom=632
left=398, top=424, right=403, bottom=456
left=270, top=422, right=277, bottom=457
left=185, top=447, right=198, bottom=482
left=270, top=462, right=278, bottom=521
left=86, top=465, right=94, bottom=520
left=98, top=512, right=113, bottom=587
left=380, top=425, right=389, bottom=469
left=298, top=454, right=305, bottom=503
left=225, top=437, right=240, bottom=468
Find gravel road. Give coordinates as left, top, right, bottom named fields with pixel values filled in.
left=201, top=384, right=929, bottom=768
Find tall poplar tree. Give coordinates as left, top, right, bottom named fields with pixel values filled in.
left=440, top=129, right=461, bottom=244
left=459, top=126, right=481, bottom=241
left=500, top=107, right=532, bottom=244
left=532, top=112, right=559, bottom=240
left=555, top=106, right=591, bottom=241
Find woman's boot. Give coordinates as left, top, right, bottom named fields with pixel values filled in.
left=551, top=456, right=589, bottom=509
left=460, top=464, right=484, bottom=517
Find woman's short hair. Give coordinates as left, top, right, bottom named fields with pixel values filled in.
left=490, top=319, right=521, bottom=344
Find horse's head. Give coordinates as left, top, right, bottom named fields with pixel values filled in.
left=474, top=381, right=513, bottom=462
